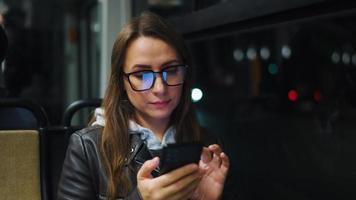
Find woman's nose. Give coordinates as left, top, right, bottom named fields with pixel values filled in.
left=151, top=73, right=166, bottom=93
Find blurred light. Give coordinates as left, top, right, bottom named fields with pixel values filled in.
left=281, top=45, right=292, bottom=59
left=331, top=52, right=340, bottom=64
left=342, top=52, right=351, bottom=65
left=268, top=63, right=278, bottom=75
left=225, top=74, right=235, bottom=85
left=247, top=47, right=257, bottom=60
left=352, top=54, right=356, bottom=66
left=191, top=88, right=203, bottom=102
left=0, top=2, right=9, bottom=14
left=260, top=47, right=270, bottom=60
left=1, top=62, right=5, bottom=73
left=91, top=23, right=100, bottom=33
left=313, top=90, right=322, bottom=102
left=233, top=48, right=244, bottom=62
left=288, top=89, right=298, bottom=102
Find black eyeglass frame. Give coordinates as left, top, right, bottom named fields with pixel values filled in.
left=123, top=64, right=188, bottom=92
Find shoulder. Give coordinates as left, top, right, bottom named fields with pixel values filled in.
left=58, top=127, right=102, bottom=199
left=65, top=125, right=104, bottom=173
left=67, top=125, right=103, bottom=151
left=71, top=125, right=103, bottom=142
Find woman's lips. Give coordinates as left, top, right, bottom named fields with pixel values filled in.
left=150, top=100, right=171, bottom=108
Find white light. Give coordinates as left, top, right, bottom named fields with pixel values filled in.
left=331, top=52, right=340, bottom=64
left=260, top=47, right=270, bottom=60
left=1, top=62, right=5, bottom=73
left=352, top=54, right=356, bottom=66
left=233, top=48, right=244, bottom=62
left=342, top=52, right=350, bottom=65
left=281, top=45, right=291, bottom=59
left=247, top=47, right=257, bottom=60
left=191, top=88, right=203, bottom=102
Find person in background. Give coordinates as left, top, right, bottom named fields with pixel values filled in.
left=58, top=11, right=231, bottom=200
left=0, top=25, right=37, bottom=129
left=0, top=25, right=7, bottom=96
left=0, top=24, right=6, bottom=60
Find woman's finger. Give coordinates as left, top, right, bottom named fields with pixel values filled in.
left=157, top=163, right=199, bottom=187
left=208, top=144, right=223, bottom=156
left=137, top=157, right=160, bottom=180
left=220, top=152, right=230, bottom=173
left=158, top=168, right=200, bottom=199
left=208, top=144, right=223, bottom=166
left=201, top=147, right=212, bottom=164
left=171, top=177, right=201, bottom=200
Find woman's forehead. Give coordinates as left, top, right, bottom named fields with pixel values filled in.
left=124, top=36, right=180, bottom=71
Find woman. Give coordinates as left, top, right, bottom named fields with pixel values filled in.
left=57, top=11, right=230, bottom=200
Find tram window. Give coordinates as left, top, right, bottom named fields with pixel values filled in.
left=132, top=0, right=225, bottom=17
left=187, top=13, right=356, bottom=199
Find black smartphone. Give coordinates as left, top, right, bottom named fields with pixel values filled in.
left=159, top=142, right=203, bottom=175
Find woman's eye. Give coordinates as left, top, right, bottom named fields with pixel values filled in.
left=132, top=72, right=148, bottom=79
left=165, top=67, right=178, bottom=74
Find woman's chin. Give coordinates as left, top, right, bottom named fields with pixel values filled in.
left=148, top=111, right=173, bottom=122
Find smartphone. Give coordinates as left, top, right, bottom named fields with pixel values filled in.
left=159, top=142, right=203, bottom=175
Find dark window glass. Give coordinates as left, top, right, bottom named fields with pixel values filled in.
left=189, top=13, right=356, bottom=200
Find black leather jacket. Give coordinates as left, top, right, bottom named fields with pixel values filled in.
left=57, top=125, right=221, bottom=200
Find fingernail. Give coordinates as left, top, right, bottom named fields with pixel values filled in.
left=152, top=157, right=159, bottom=163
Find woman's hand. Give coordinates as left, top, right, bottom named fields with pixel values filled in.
left=192, top=144, right=230, bottom=200
left=137, top=157, right=201, bottom=200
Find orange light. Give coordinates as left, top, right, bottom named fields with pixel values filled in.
left=288, top=89, right=298, bottom=101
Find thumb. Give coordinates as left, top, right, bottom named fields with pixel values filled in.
left=137, top=157, right=160, bottom=180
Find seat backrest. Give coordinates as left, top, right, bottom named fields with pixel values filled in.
left=0, top=107, right=37, bottom=129
left=0, top=98, right=49, bottom=200
left=0, top=130, right=41, bottom=200
left=0, top=99, right=48, bottom=129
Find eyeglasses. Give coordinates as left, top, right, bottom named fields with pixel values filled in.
left=124, top=64, right=187, bottom=91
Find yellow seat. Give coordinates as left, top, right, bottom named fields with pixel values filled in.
left=0, top=130, right=41, bottom=200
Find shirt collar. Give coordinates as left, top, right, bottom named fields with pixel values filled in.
left=91, top=108, right=176, bottom=150
left=129, top=120, right=175, bottom=150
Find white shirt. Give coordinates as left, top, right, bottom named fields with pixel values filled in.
left=92, top=108, right=176, bottom=150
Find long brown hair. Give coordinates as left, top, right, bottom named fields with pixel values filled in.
left=100, top=11, right=202, bottom=199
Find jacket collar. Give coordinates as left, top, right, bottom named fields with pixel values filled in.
left=126, top=134, right=160, bottom=176
left=126, top=134, right=146, bottom=164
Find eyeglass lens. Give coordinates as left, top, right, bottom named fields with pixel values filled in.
left=128, top=65, right=186, bottom=91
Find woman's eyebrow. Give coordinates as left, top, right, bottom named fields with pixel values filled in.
left=131, top=60, right=181, bottom=70
left=161, top=59, right=181, bottom=66
left=131, top=64, right=151, bottom=70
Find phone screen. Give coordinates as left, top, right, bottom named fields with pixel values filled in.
left=159, top=142, right=203, bottom=174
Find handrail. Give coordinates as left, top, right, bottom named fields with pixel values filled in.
left=62, top=98, right=102, bottom=127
